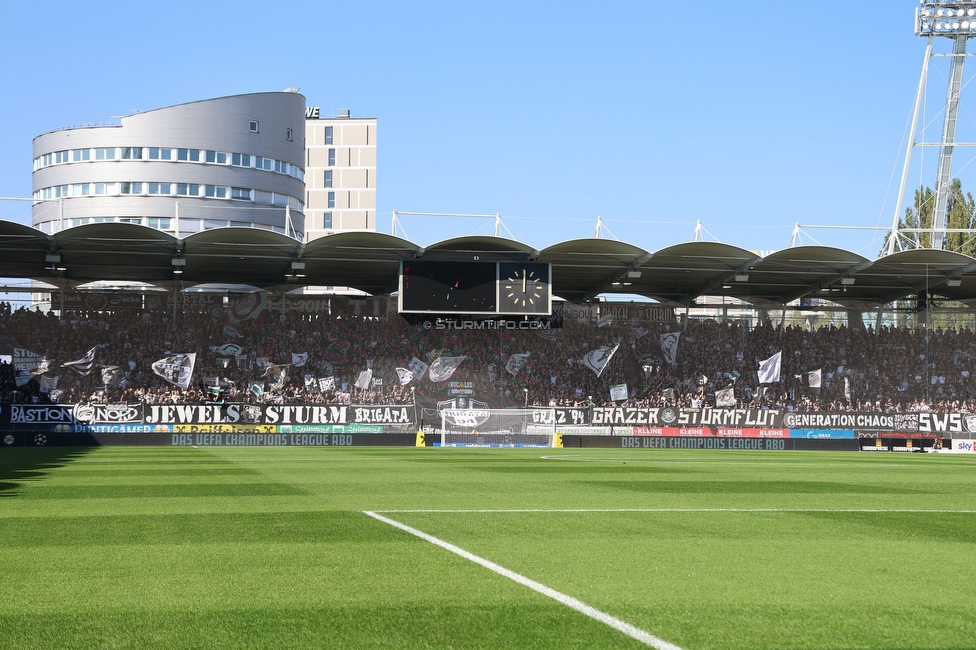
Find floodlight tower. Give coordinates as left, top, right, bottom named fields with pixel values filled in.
left=888, top=1, right=976, bottom=255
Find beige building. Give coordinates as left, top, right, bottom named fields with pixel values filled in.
left=304, top=108, right=376, bottom=240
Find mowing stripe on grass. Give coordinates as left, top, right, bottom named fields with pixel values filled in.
left=363, top=510, right=683, bottom=650
left=372, top=508, right=976, bottom=514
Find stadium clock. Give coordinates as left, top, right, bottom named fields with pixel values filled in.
left=498, top=262, right=551, bottom=315
left=398, top=260, right=551, bottom=316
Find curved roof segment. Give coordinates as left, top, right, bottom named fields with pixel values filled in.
left=3, top=219, right=976, bottom=306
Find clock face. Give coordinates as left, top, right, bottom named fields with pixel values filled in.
left=499, top=262, right=550, bottom=314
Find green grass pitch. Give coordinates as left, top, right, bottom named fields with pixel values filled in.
left=1, top=446, right=975, bottom=649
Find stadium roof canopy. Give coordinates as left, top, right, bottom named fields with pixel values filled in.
left=2, top=219, right=975, bottom=307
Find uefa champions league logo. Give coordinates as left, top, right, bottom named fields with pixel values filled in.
left=3, top=435, right=13, bottom=446
left=34, top=434, right=46, bottom=446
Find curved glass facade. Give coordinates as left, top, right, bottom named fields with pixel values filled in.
left=32, top=92, right=307, bottom=238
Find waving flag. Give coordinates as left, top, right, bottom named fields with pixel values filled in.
left=581, top=345, right=619, bottom=378
left=63, top=347, right=98, bottom=377
left=758, top=351, right=782, bottom=384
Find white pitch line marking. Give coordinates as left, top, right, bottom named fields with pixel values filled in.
left=371, top=508, right=976, bottom=514
left=363, top=510, right=683, bottom=650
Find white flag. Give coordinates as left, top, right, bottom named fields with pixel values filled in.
left=758, top=351, right=782, bottom=384
left=63, top=347, right=98, bottom=377
left=844, top=376, right=851, bottom=402
left=660, top=332, right=681, bottom=366
left=396, top=367, right=414, bottom=386
left=581, top=345, right=619, bottom=378
left=355, top=369, right=373, bottom=390
left=291, top=352, right=309, bottom=367
left=715, top=387, right=736, bottom=407
left=429, top=356, right=466, bottom=382
left=807, top=368, right=822, bottom=395
left=152, top=353, right=196, bottom=390
left=408, top=357, right=429, bottom=379
left=505, top=353, right=531, bottom=376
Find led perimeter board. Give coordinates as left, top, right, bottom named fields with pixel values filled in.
left=398, top=260, right=551, bottom=316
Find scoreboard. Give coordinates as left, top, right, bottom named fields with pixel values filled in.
left=398, top=260, right=552, bottom=316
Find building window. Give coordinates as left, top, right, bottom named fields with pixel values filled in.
left=119, top=218, right=142, bottom=225
left=121, top=147, right=143, bottom=160
left=177, top=148, right=201, bottom=161
left=324, top=126, right=333, bottom=145
left=120, top=182, right=143, bottom=194
left=94, top=148, right=116, bottom=160
left=232, top=153, right=251, bottom=167
left=149, top=148, right=172, bottom=160
left=54, top=151, right=69, bottom=164
left=324, top=170, right=332, bottom=187
left=177, top=183, right=200, bottom=196
left=205, top=150, right=228, bottom=164
left=286, top=128, right=293, bottom=141
left=328, top=148, right=335, bottom=166
left=148, top=183, right=171, bottom=195
left=249, top=120, right=259, bottom=133
left=205, top=185, right=227, bottom=198
left=231, top=187, right=251, bottom=200
left=72, top=149, right=90, bottom=162
left=71, top=183, right=91, bottom=196
left=148, top=218, right=171, bottom=229
left=327, top=192, right=335, bottom=208
left=322, top=211, right=332, bottom=228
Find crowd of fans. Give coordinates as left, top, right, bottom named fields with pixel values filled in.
left=1, top=298, right=974, bottom=414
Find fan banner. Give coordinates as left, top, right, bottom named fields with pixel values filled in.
left=581, top=345, right=619, bottom=378
left=318, top=377, right=336, bottom=392
left=591, top=407, right=783, bottom=428
left=39, top=375, right=59, bottom=394
left=659, top=332, right=680, bottom=365
left=13, top=348, right=50, bottom=386
left=291, top=352, right=309, bottom=367
left=609, top=384, right=628, bottom=401
left=215, top=343, right=243, bottom=357
left=151, top=353, right=196, bottom=391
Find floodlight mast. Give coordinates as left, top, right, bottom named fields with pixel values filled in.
left=888, top=2, right=976, bottom=255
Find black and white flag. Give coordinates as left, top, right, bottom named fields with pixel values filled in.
left=63, top=347, right=98, bottom=377
left=659, top=332, right=681, bottom=366
left=408, top=357, right=429, bottom=380
left=505, top=353, right=531, bottom=376
left=291, top=352, right=309, bottom=367
left=758, top=351, right=782, bottom=384
left=581, top=345, right=619, bottom=378
left=151, top=353, right=196, bottom=390
left=318, top=376, right=335, bottom=392
left=396, top=367, right=414, bottom=386
left=715, top=387, right=736, bottom=407
left=428, top=356, right=466, bottom=382
left=101, top=365, right=124, bottom=391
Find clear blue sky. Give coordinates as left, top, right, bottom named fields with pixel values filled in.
left=0, top=1, right=963, bottom=258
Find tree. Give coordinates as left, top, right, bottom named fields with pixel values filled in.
left=882, top=179, right=976, bottom=255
